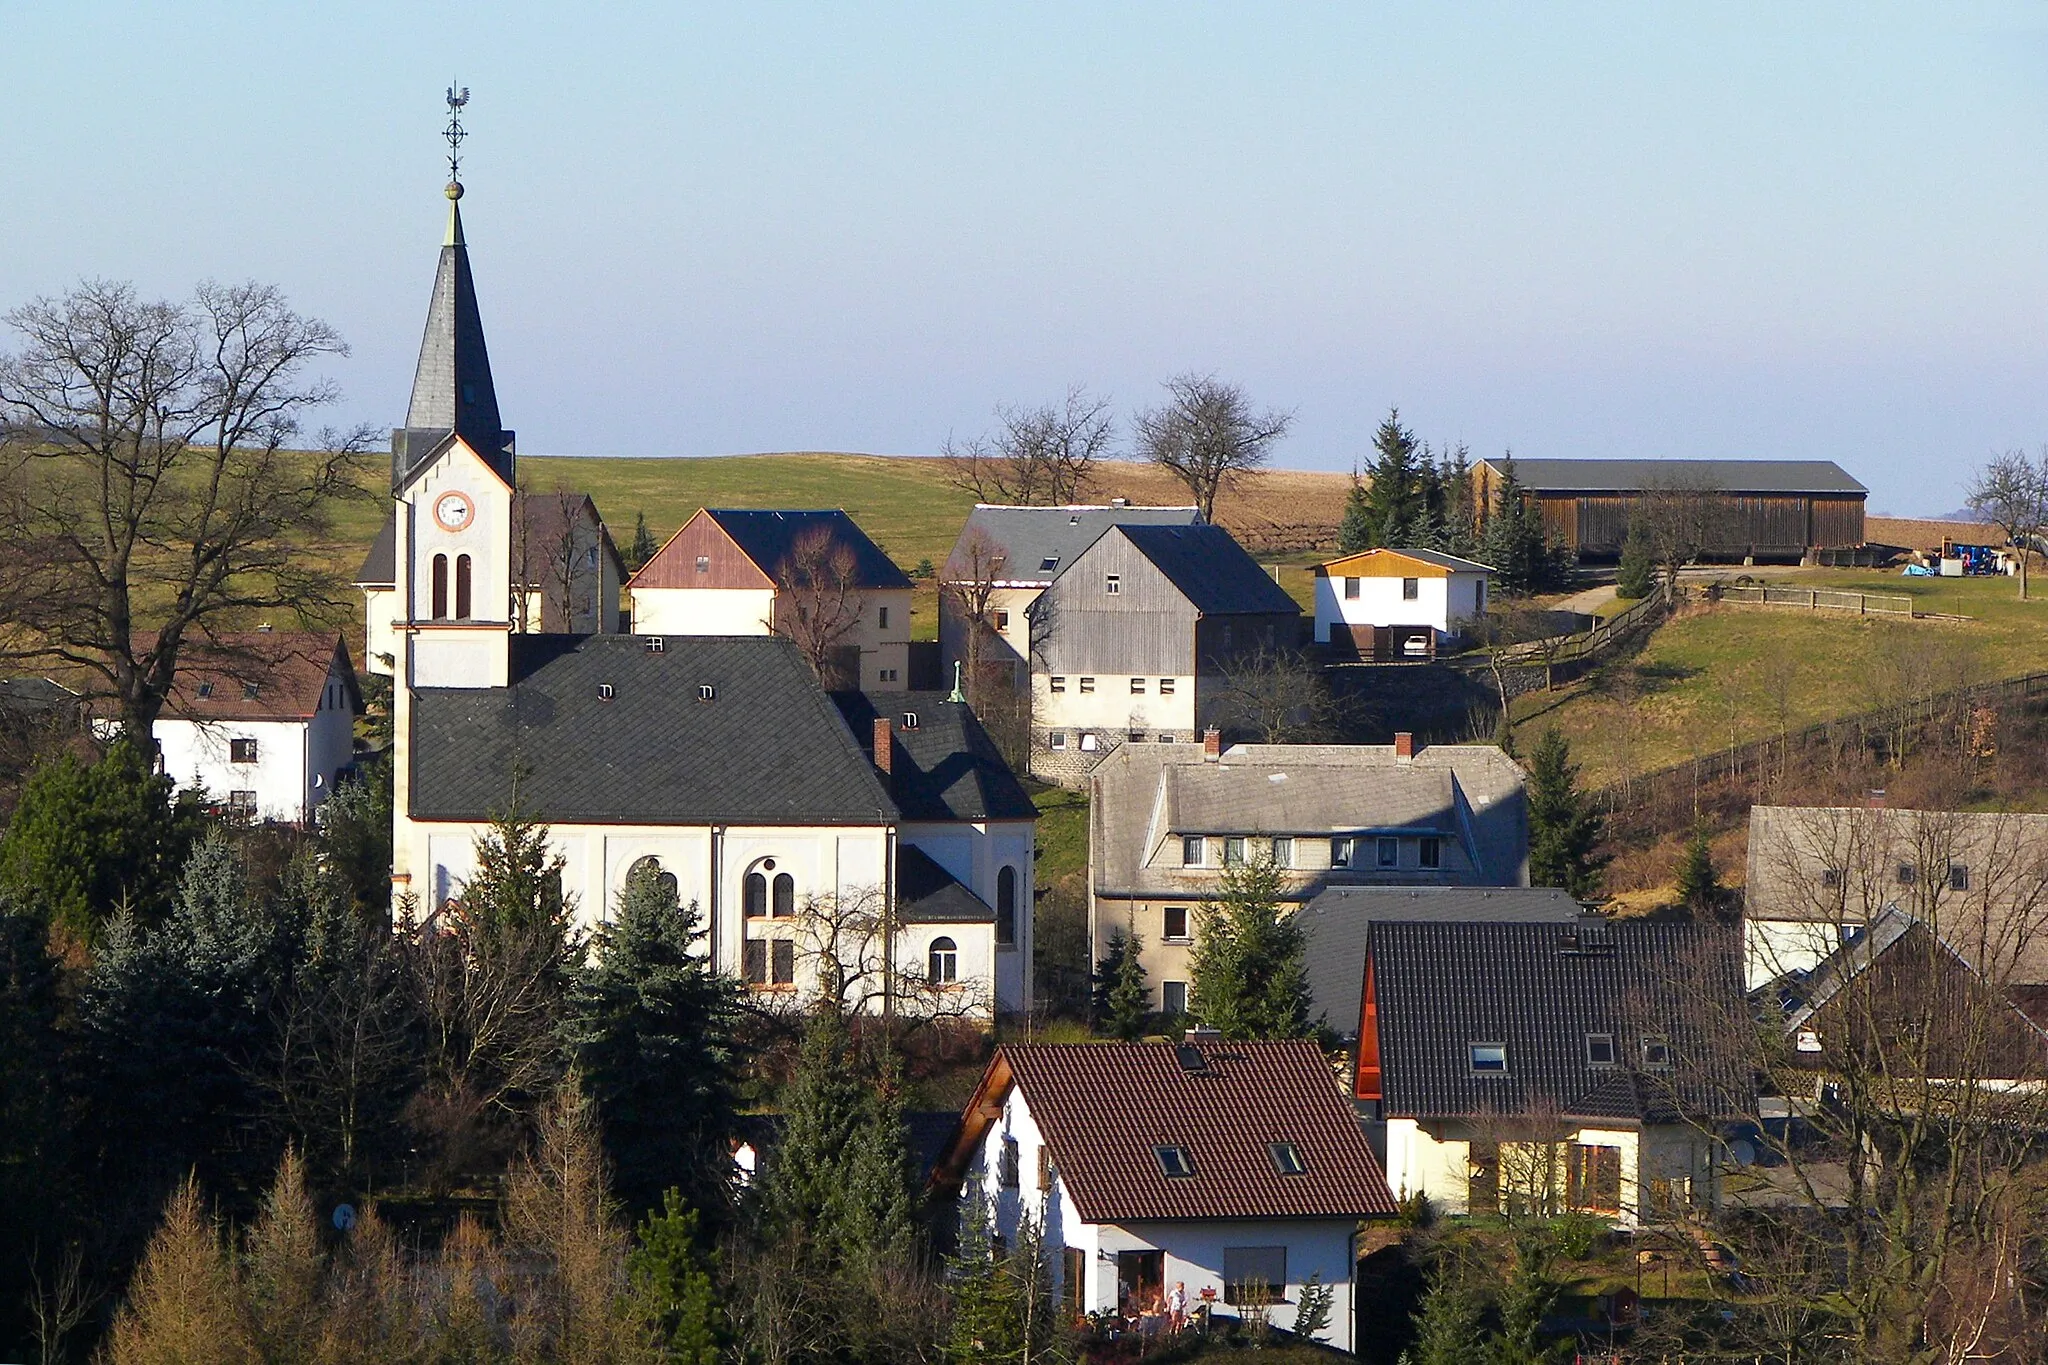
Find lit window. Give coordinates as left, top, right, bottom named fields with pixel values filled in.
left=1419, top=836, right=1441, bottom=870
left=1641, top=1037, right=1674, bottom=1069
left=1105, top=573, right=1121, bottom=595
left=929, top=936, right=959, bottom=983
left=1130, top=677, right=1146, bottom=694
left=1470, top=1042, right=1508, bottom=1074
left=1163, top=905, right=1190, bottom=940
left=1161, top=980, right=1188, bottom=1015
left=229, top=738, right=258, bottom=764
left=1402, top=577, right=1419, bottom=601
left=1182, top=836, right=1206, bottom=866
left=1079, top=732, right=1099, bottom=752
left=1377, top=837, right=1399, bottom=868
left=1268, top=1142, right=1307, bottom=1176
left=1586, top=1034, right=1616, bottom=1067
left=1271, top=837, right=1294, bottom=868
left=1154, top=1145, right=1195, bottom=1179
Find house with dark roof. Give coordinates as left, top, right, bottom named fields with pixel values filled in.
left=1474, top=457, right=1868, bottom=561
left=628, top=508, right=913, bottom=691
left=1023, top=521, right=1300, bottom=782
left=1310, top=547, right=1493, bottom=660
left=147, top=631, right=362, bottom=824
left=938, top=503, right=1202, bottom=693
left=379, top=173, right=1034, bottom=1017
left=1361, top=918, right=1744, bottom=1225
left=931, top=1040, right=1396, bottom=1351
left=1089, top=736, right=1529, bottom=1018
left=356, top=491, right=627, bottom=674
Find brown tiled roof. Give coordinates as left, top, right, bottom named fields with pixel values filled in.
left=939, top=1040, right=1396, bottom=1223
left=157, top=632, right=358, bottom=722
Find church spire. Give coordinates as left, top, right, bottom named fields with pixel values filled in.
left=392, top=84, right=513, bottom=490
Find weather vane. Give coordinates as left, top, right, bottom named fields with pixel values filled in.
left=444, top=83, right=470, bottom=191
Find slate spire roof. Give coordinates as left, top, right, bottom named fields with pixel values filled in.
left=392, top=190, right=512, bottom=490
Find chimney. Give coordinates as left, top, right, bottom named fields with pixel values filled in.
left=1202, top=726, right=1222, bottom=760
left=1394, top=731, right=1416, bottom=762
left=873, top=716, right=893, bottom=776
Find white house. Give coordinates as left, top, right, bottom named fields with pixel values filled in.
left=150, top=631, right=362, bottom=824
left=1311, top=548, right=1491, bottom=660
left=932, top=1040, right=1396, bottom=1352
left=378, top=173, right=1034, bottom=1016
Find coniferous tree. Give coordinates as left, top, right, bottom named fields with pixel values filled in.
left=571, top=863, right=741, bottom=1222
left=1479, top=455, right=1561, bottom=596
left=839, top=1054, right=916, bottom=1266
left=1674, top=823, right=1723, bottom=920
left=947, top=1192, right=1021, bottom=1363
left=1491, top=1233, right=1565, bottom=1365
left=1442, top=443, right=1480, bottom=555
left=628, top=512, right=658, bottom=573
left=1095, top=928, right=1150, bottom=1041
left=316, top=768, right=393, bottom=924
left=1405, top=1261, right=1490, bottom=1365
left=1189, top=857, right=1313, bottom=1040
left=1526, top=729, right=1607, bottom=899
left=1338, top=475, right=1375, bottom=554
left=0, top=901, right=67, bottom=1325
left=1616, top=519, right=1655, bottom=600
left=104, top=1176, right=253, bottom=1365
left=1357, top=410, right=1429, bottom=549
left=631, top=1191, right=724, bottom=1365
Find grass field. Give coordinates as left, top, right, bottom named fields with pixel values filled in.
left=1510, top=569, right=2048, bottom=789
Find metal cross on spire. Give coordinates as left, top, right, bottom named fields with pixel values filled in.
left=444, top=83, right=470, bottom=191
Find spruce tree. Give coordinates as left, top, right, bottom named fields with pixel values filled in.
left=631, top=1191, right=724, bottom=1365
left=571, top=862, right=742, bottom=1221
left=1189, top=857, right=1313, bottom=1040
left=1406, top=1262, right=1490, bottom=1365
left=0, top=901, right=66, bottom=1288
left=1338, top=476, right=1375, bottom=554
left=315, top=768, right=392, bottom=924
left=628, top=511, right=658, bottom=572
left=1491, top=1232, right=1565, bottom=1365
left=1674, top=823, right=1723, bottom=920
left=1096, top=928, right=1150, bottom=1041
left=1526, top=729, right=1608, bottom=899
left=1479, top=455, right=1556, bottom=596
left=1358, top=410, right=1428, bottom=549
left=1616, top=519, right=1655, bottom=600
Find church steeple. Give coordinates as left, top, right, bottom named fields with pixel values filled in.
left=392, top=86, right=514, bottom=490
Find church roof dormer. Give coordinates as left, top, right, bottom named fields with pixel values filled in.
left=392, top=87, right=514, bottom=491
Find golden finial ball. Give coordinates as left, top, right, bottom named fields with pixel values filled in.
left=445, top=182, right=464, bottom=200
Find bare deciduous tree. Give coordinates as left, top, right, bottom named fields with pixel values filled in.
left=1132, top=373, right=1292, bottom=523
left=1637, top=474, right=1730, bottom=603
left=772, top=527, right=866, bottom=689
left=0, top=279, right=373, bottom=739
left=1210, top=644, right=1346, bottom=743
left=1967, top=447, right=2048, bottom=600
left=759, top=886, right=990, bottom=1027
left=943, top=385, right=1115, bottom=506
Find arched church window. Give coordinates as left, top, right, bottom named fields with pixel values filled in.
left=773, top=872, right=795, bottom=918
left=744, top=872, right=768, bottom=919
left=996, top=866, right=1018, bottom=946
left=431, top=554, right=449, bottom=619
left=628, top=855, right=678, bottom=902
left=456, top=554, right=473, bottom=619
left=928, top=937, right=959, bottom=984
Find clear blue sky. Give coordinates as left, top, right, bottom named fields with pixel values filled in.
left=6, top=2, right=2047, bottom=514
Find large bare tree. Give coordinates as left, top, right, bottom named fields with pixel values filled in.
left=1132, top=373, right=1292, bottom=522
left=771, top=526, right=867, bottom=689
left=1967, top=448, right=2048, bottom=601
left=1636, top=472, right=1730, bottom=603
left=942, top=385, right=1114, bottom=506
left=0, top=279, right=371, bottom=740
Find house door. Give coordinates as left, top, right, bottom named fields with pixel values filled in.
left=1116, top=1249, right=1165, bottom=1314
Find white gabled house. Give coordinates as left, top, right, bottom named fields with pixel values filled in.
left=931, top=1041, right=1396, bottom=1352
left=1311, top=548, right=1491, bottom=661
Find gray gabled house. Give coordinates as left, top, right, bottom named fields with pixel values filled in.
left=1024, top=522, right=1300, bottom=782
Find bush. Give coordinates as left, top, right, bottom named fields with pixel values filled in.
left=1551, top=1210, right=1605, bottom=1261
left=1397, top=1188, right=1437, bottom=1229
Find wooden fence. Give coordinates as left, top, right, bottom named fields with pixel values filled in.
left=1492, top=591, right=1672, bottom=668
left=1705, top=581, right=1919, bottom=617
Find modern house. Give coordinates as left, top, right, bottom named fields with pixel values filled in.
left=149, top=631, right=362, bottom=824
left=1310, top=548, right=1493, bottom=660
left=1026, top=522, right=1300, bottom=782
left=378, top=172, right=1033, bottom=1017
left=939, top=503, right=1202, bottom=692
left=628, top=508, right=914, bottom=691
left=932, top=1040, right=1397, bottom=1352
left=1475, top=458, right=1868, bottom=562
left=1360, top=918, right=1742, bottom=1226
left=1088, top=734, right=1529, bottom=1015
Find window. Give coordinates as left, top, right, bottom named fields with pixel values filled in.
left=1949, top=862, right=1970, bottom=891
left=902, top=711, right=920, bottom=730
left=1049, top=730, right=1068, bottom=750
left=1079, top=677, right=1096, bottom=694
left=1641, top=1036, right=1674, bottom=1069
left=1154, top=1145, right=1195, bottom=1179
left=995, top=609, right=1010, bottom=630
left=1343, top=575, right=1359, bottom=600
left=1568, top=1143, right=1623, bottom=1214
left=744, top=872, right=768, bottom=919
left=1897, top=862, right=1917, bottom=887
left=1468, top=1142, right=1501, bottom=1213
left=197, top=681, right=215, bottom=699
left=227, top=790, right=257, bottom=818
left=431, top=553, right=449, bottom=619
left=1158, top=677, right=1175, bottom=695
left=597, top=683, right=615, bottom=701
left=1182, top=836, right=1205, bottom=866
left=876, top=605, right=889, bottom=629
left=229, top=737, right=259, bottom=764
left=628, top=855, right=679, bottom=901
left=929, top=936, right=959, bottom=983
left=1377, top=836, right=1399, bottom=868
left=1163, top=905, right=1190, bottom=941
left=996, top=867, right=1018, bottom=946
left=879, top=668, right=898, bottom=682
left=1000, top=1137, right=1020, bottom=1188
left=1127, top=729, right=1146, bottom=744
left=695, top=555, right=710, bottom=574
left=645, top=637, right=666, bottom=654
left=743, top=938, right=795, bottom=986
left=1470, top=1042, right=1509, bottom=1074
left=1037, top=1145, right=1053, bottom=1192
left=1079, top=732, right=1099, bottom=752
left=1130, top=677, right=1146, bottom=694
left=1162, top=980, right=1188, bottom=1015
left=1271, top=837, right=1294, bottom=868
left=1402, top=576, right=1419, bottom=601
left=1050, top=676, right=1066, bottom=693
left=1586, top=1033, right=1616, bottom=1067
left=455, top=554, right=473, bottom=619
left=1268, top=1142, right=1307, bottom=1176
left=698, top=683, right=716, bottom=701
left=586, top=544, right=600, bottom=569
left=1224, top=837, right=1247, bottom=866
left=1223, top=1247, right=1286, bottom=1305
left=772, top=873, right=795, bottom=917
left=1820, top=867, right=1841, bottom=888
left=1330, top=837, right=1351, bottom=868
left=1104, top=573, right=1121, bottom=595
left=1419, top=836, right=1442, bottom=870
left=1476, top=579, right=1487, bottom=612
left=243, top=681, right=260, bottom=701
left=1039, top=556, right=1059, bottom=573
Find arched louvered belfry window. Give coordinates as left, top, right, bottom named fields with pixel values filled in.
left=455, top=554, right=473, bottom=619
left=928, top=937, right=959, bottom=984
left=773, top=872, right=795, bottom=918
left=996, top=866, right=1018, bottom=946
left=431, top=554, right=449, bottom=619
left=744, top=872, right=768, bottom=918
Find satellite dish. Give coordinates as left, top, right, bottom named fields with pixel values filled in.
left=332, top=1203, right=358, bottom=1232
left=1727, top=1139, right=1757, bottom=1168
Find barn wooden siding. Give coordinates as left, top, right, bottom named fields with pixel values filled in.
left=1513, top=488, right=1865, bottom=560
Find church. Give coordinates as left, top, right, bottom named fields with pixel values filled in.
left=379, top=173, right=1035, bottom=1018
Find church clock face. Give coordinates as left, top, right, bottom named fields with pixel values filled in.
left=433, top=490, right=475, bottom=532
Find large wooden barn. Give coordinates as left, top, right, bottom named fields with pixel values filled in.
left=1475, top=458, right=1867, bottom=562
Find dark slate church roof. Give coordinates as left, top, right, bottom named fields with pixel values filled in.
left=1370, top=919, right=1744, bottom=1125
left=831, top=691, right=1037, bottom=823
left=897, top=845, right=994, bottom=924
left=393, top=199, right=512, bottom=490
left=409, top=634, right=896, bottom=825
left=1115, top=524, right=1300, bottom=616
